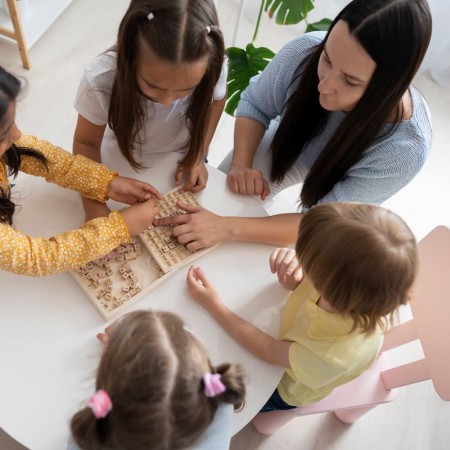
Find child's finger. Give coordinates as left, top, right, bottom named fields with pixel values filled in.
left=175, top=169, right=183, bottom=186
left=192, top=266, right=209, bottom=287
left=96, top=332, right=109, bottom=345
left=140, top=183, right=162, bottom=199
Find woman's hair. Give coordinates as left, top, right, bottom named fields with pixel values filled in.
left=0, top=66, right=47, bottom=225
left=270, top=0, right=432, bottom=208
left=296, top=203, right=418, bottom=335
left=109, top=0, right=225, bottom=170
left=71, top=310, right=245, bottom=450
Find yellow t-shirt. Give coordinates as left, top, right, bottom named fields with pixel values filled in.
left=278, top=277, right=383, bottom=406
left=0, top=135, right=131, bottom=276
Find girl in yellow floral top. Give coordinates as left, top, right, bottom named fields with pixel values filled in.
left=0, top=66, right=161, bottom=276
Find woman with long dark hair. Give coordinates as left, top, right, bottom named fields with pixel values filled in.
left=156, top=0, right=432, bottom=250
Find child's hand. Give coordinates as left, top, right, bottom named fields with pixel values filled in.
left=108, top=176, right=162, bottom=205
left=175, top=162, right=208, bottom=193
left=119, top=197, right=160, bottom=236
left=269, top=248, right=303, bottom=291
left=186, top=266, right=222, bottom=311
left=96, top=317, right=124, bottom=345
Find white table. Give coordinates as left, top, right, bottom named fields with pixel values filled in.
left=0, top=152, right=285, bottom=450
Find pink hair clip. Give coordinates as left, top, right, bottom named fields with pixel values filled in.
left=87, top=389, right=113, bottom=419
left=203, top=373, right=226, bottom=397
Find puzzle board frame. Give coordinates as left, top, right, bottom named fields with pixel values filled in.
left=71, top=187, right=218, bottom=320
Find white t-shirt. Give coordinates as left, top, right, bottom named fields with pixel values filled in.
left=74, top=52, right=228, bottom=169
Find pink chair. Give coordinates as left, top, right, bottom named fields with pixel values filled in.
left=253, top=226, right=450, bottom=435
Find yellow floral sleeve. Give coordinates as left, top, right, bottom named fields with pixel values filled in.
left=16, top=135, right=116, bottom=202
left=0, top=211, right=131, bottom=276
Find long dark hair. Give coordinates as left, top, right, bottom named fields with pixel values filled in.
left=109, top=0, right=225, bottom=170
left=270, top=0, right=432, bottom=208
left=71, top=310, right=245, bottom=450
left=0, top=66, right=47, bottom=224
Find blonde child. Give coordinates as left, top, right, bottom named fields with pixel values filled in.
left=73, top=0, right=226, bottom=220
left=187, top=203, right=417, bottom=411
left=70, top=310, right=246, bottom=450
left=0, top=65, right=161, bottom=276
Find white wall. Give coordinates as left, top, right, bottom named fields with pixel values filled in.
left=228, top=0, right=450, bottom=85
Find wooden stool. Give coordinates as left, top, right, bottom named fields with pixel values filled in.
left=0, top=0, right=30, bottom=69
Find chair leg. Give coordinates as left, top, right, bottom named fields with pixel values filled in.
left=5, top=0, right=30, bottom=69
left=333, top=404, right=379, bottom=423
left=252, top=410, right=296, bottom=435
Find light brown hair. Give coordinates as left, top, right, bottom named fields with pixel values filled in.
left=109, top=0, right=225, bottom=170
left=296, top=203, right=418, bottom=334
left=71, top=310, right=245, bottom=450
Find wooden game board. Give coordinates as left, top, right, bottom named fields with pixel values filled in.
left=71, top=187, right=218, bottom=320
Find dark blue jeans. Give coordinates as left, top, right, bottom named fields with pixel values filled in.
left=260, top=388, right=297, bottom=413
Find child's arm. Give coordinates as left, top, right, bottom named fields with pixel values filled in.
left=269, top=248, right=303, bottom=291
left=17, top=135, right=161, bottom=205
left=176, top=97, right=226, bottom=193
left=73, top=114, right=110, bottom=220
left=0, top=197, right=159, bottom=276
left=187, top=266, right=291, bottom=368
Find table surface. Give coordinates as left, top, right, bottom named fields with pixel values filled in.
left=0, top=152, right=285, bottom=450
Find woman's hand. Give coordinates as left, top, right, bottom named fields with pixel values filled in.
left=108, top=176, right=162, bottom=205
left=269, top=248, right=303, bottom=291
left=175, top=161, right=209, bottom=193
left=227, top=163, right=270, bottom=200
left=186, top=266, right=222, bottom=312
left=154, top=202, right=227, bottom=251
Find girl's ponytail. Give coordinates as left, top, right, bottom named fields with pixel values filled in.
left=212, top=363, right=246, bottom=411
left=71, top=406, right=112, bottom=449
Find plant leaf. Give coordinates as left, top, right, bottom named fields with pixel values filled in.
left=305, top=18, right=333, bottom=32
left=265, top=0, right=315, bottom=25
left=225, top=44, right=275, bottom=116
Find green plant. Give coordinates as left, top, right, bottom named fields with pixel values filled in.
left=225, top=0, right=332, bottom=116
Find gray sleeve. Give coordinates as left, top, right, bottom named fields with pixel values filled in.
left=318, top=133, right=430, bottom=205
left=235, top=32, right=325, bottom=128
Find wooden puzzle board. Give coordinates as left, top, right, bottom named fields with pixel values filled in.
left=71, top=187, right=218, bottom=320
left=140, top=186, right=218, bottom=273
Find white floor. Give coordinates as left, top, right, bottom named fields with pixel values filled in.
left=0, top=0, right=449, bottom=449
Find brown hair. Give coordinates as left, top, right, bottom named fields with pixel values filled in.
left=109, top=0, right=225, bottom=170
left=70, top=310, right=245, bottom=450
left=296, top=203, right=417, bottom=334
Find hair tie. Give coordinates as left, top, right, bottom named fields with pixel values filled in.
left=87, top=389, right=113, bottom=419
left=147, top=12, right=155, bottom=21
left=203, top=373, right=226, bottom=397
left=206, top=25, right=211, bottom=35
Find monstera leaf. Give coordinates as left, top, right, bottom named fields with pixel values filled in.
left=224, top=1, right=331, bottom=116
left=306, top=18, right=333, bottom=32
left=265, top=0, right=315, bottom=25
left=225, top=44, right=275, bottom=116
